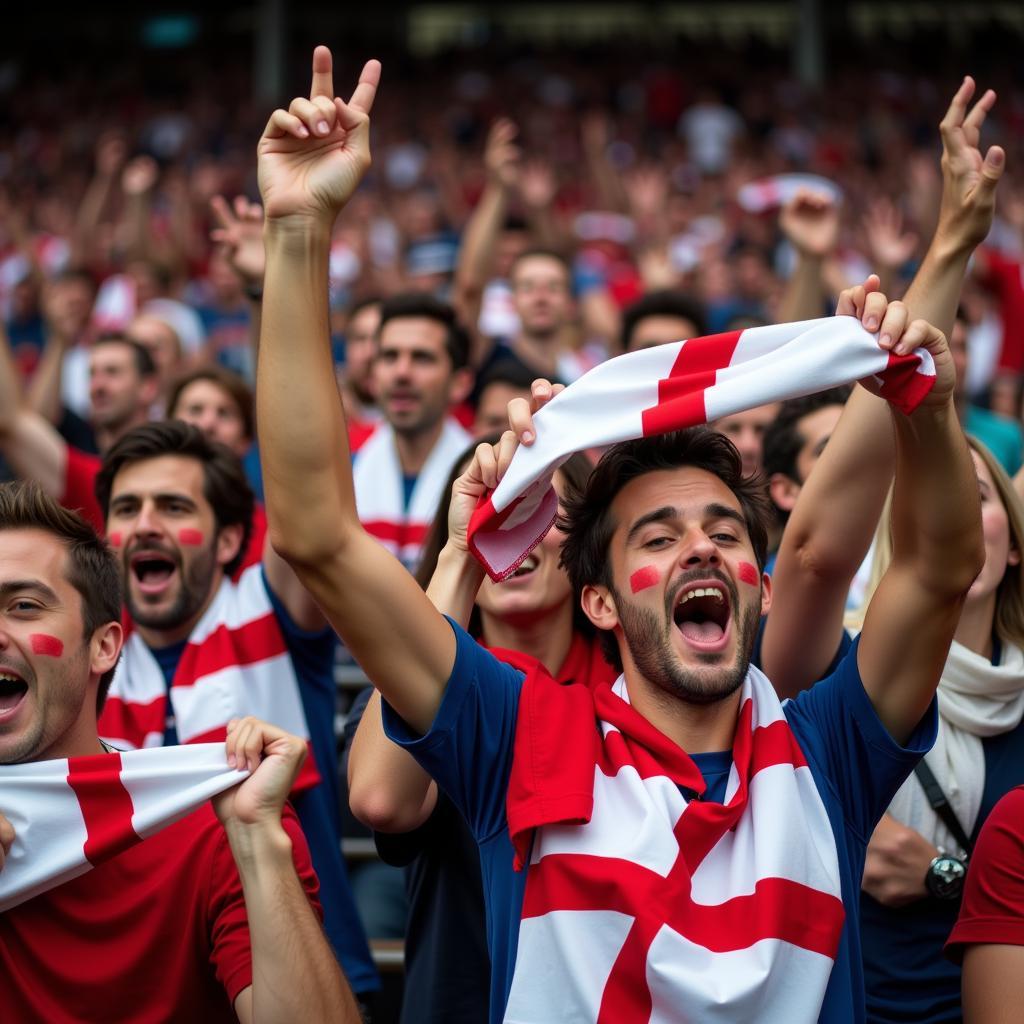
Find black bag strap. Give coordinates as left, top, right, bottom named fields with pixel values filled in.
left=914, top=760, right=974, bottom=857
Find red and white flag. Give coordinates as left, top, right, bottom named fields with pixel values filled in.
left=0, top=744, right=246, bottom=913
left=467, top=316, right=935, bottom=581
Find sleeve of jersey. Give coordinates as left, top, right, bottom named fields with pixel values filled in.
left=208, top=804, right=323, bottom=1005
left=380, top=616, right=524, bottom=843
left=946, top=787, right=1024, bottom=962
left=61, top=447, right=104, bottom=533
left=784, top=635, right=939, bottom=843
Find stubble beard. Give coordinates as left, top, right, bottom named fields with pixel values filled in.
left=613, top=574, right=759, bottom=708
left=125, top=543, right=219, bottom=632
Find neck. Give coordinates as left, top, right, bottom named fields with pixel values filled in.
left=624, top=671, right=743, bottom=754
left=134, top=574, right=225, bottom=650
left=393, top=418, right=445, bottom=476
left=480, top=600, right=574, bottom=676
left=954, top=593, right=996, bottom=660
left=96, top=409, right=149, bottom=454
left=39, top=708, right=106, bottom=761
left=512, top=333, right=559, bottom=377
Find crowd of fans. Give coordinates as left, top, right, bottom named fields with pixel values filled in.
left=2, top=31, right=1024, bottom=1024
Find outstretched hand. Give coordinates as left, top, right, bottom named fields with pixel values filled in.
left=937, top=75, right=1004, bottom=252
left=837, top=274, right=955, bottom=407
left=779, top=188, right=839, bottom=258
left=446, top=379, right=564, bottom=552
left=258, top=45, right=381, bottom=224
left=210, top=194, right=266, bottom=286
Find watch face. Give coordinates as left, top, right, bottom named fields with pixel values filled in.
left=927, top=856, right=967, bottom=900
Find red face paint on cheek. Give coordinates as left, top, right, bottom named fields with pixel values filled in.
left=177, top=529, right=204, bottom=546
left=30, top=634, right=64, bottom=658
left=629, top=566, right=660, bottom=594
left=737, top=561, right=759, bottom=587
left=107, top=532, right=123, bottom=548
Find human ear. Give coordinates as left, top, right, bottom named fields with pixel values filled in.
left=580, top=583, right=619, bottom=632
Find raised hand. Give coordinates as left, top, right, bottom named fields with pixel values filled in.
left=258, top=45, right=381, bottom=223
left=212, top=717, right=307, bottom=830
left=121, top=155, right=159, bottom=197
left=484, top=118, right=521, bottom=193
left=862, top=197, right=918, bottom=270
left=94, top=134, right=127, bottom=180
left=520, top=159, right=557, bottom=209
left=779, top=188, right=840, bottom=258
left=210, top=194, right=266, bottom=285
left=937, top=76, right=1004, bottom=252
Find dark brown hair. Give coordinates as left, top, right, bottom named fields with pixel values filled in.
left=0, top=481, right=123, bottom=710
left=558, top=428, right=773, bottom=665
left=95, top=421, right=254, bottom=578
left=166, top=365, right=255, bottom=442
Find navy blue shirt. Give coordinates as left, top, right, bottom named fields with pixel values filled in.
left=862, top=642, right=1024, bottom=1024
left=148, top=568, right=378, bottom=995
left=383, top=619, right=936, bottom=1023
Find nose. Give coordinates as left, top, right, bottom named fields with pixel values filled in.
left=681, top=528, right=720, bottom=569
left=131, top=499, right=163, bottom=540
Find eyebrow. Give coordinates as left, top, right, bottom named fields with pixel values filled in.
left=625, top=502, right=746, bottom=544
left=0, top=580, right=60, bottom=603
left=110, top=492, right=197, bottom=507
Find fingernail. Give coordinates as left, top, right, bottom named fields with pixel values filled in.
left=228, top=754, right=236, bottom=768
left=880, top=333, right=892, bottom=348
left=317, top=121, right=329, bottom=135
left=523, top=430, right=534, bottom=444
left=865, top=317, right=878, bottom=331
left=297, top=125, right=309, bottom=138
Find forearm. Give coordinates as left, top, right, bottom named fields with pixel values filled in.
left=426, top=542, right=485, bottom=630
left=902, top=237, right=971, bottom=344
left=777, top=253, right=825, bottom=324
left=25, top=336, right=68, bottom=424
left=890, top=399, right=982, bottom=590
left=453, top=183, right=508, bottom=323
left=228, top=823, right=358, bottom=1023
left=349, top=691, right=437, bottom=833
left=260, top=218, right=357, bottom=563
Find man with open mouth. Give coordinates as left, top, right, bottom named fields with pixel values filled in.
left=0, top=481, right=358, bottom=1022
left=257, top=47, right=989, bottom=1023
left=90, top=418, right=379, bottom=1005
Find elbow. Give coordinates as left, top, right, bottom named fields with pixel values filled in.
left=267, top=521, right=348, bottom=571
left=348, top=782, right=426, bottom=835
left=791, top=535, right=855, bottom=587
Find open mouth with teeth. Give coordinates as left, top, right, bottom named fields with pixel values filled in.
left=672, top=584, right=732, bottom=651
left=0, top=670, right=28, bottom=718
left=507, top=555, right=540, bottom=581
left=130, top=552, right=179, bottom=596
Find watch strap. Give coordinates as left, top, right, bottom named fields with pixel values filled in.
left=914, top=760, right=973, bottom=857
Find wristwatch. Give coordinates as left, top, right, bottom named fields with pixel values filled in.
left=925, top=854, right=967, bottom=900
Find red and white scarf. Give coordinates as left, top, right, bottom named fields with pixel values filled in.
left=98, top=564, right=319, bottom=790
left=0, top=744, right=245, bottom=912
left=504, top=663, right=845, bottom=1023
left=353, top=419, right=471, bottom=571
left=468, top=316, right=935, bottom=580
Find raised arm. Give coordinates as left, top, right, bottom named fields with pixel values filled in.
left=214, top=718, right=360, bottom=1024
left=257, top=47, right=453, bottom=734
left=761, top=77, right=1003, bottom=696
left=775, top=189, right=839, bottom=324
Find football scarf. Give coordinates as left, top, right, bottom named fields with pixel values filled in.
left=467, top=316, right=936, bottom=581
left=98, top=564, right=320, bottom=790
left=353, top=418, right=471, bottom=571
left=0, top=743, right=245, bottom=912
left=504, top=661, right=845, bottom=1022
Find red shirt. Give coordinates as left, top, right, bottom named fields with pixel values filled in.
left=61, top=446, right=104, bottom=533
left=0, top=803, right=319, bottom=1023
left=946, top=785, right=1024, bottom=961
left=981, top=249, right=1024, bottom=374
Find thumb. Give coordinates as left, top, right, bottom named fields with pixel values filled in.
left=978, top=146, right=1006, bottom=193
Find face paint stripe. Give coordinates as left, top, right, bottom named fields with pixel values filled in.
left=737, top=562, right=759, bottom=586
left=30, top=634, right=64, bottom=657
left=177, top=529, right=204, bottom=546
left=630, top=566, right=660, bottom=594
left=107, top=532, right=122, bottom=547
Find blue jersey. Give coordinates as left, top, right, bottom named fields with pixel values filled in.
left=383, top=619, right=936, bottom=1024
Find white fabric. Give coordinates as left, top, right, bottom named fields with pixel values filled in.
left=887, top=640, right=1024, bottom=854
left=101, top=564, right=310, bottom=749
left=0, top=744, right=246, bottom=912
left=504, top=669, right=842, bottom=1023
left=352, top=418, right=471, bottom=571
